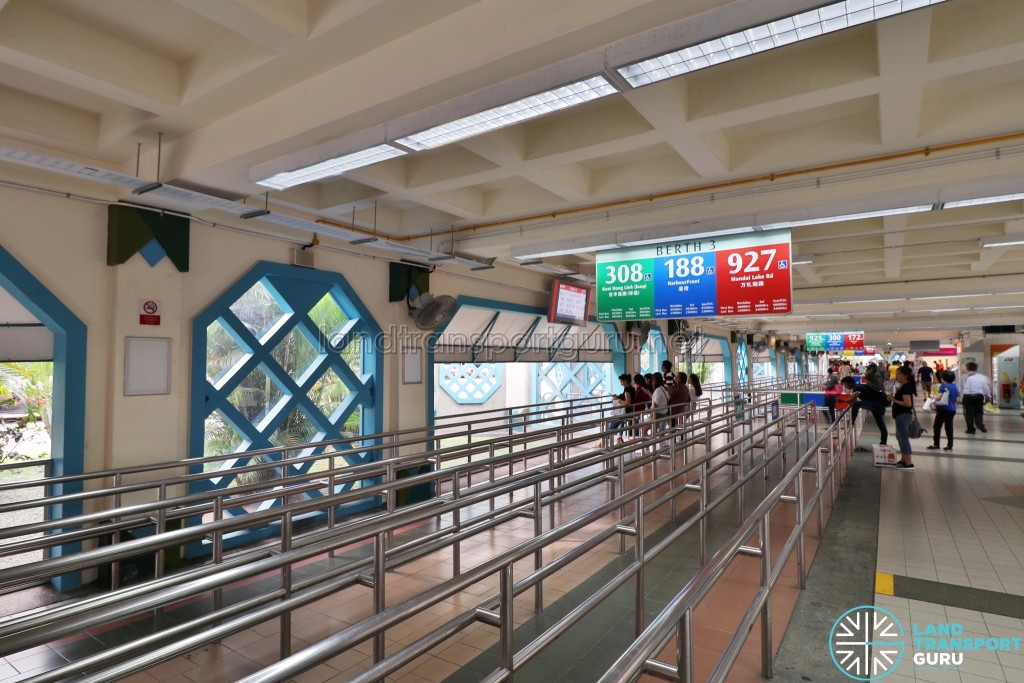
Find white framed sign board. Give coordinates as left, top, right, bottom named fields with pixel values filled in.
left=403, top=347, right=422, bottom=384
left=124, top=337, right=172, bottom=395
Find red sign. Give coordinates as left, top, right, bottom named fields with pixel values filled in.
left=716, top=241, right=792, bottom=315
left=844, top=333, right=865, bottom=351
left=139, top=299, right=161, bottom=326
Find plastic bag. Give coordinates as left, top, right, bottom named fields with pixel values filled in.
left=922, top=396, right=936, bottom=412
left=909, top=411, right=926, bottom=438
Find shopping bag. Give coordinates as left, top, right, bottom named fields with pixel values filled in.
left=922, top=396, right=936, bottom=412
left=934, top=390, right=949, bottom=408
left=873, top=444, right=898, bottom=467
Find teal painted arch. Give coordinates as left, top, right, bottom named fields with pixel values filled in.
left=188, top=261, right=384, bottom=554
left=0, top=246, right=87, bottom=591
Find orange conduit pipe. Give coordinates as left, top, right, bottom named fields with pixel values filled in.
left=316, top=130, right=1024, bottom=243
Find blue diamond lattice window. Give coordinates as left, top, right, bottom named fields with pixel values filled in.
left=191, top=264, right=382, bottom=553
left=534, top=362, right=614, bottom=404
left=438, top=363, right=502, bottom=404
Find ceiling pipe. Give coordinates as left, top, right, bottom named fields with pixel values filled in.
left=315, top=130, right=1024, bottom=244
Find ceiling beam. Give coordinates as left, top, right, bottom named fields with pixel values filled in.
left=172, top=0, right=307, bottom=52
left=882, top=214, right=907, bottom=279
left=0, top=2, right=179, bottom=115
left=875, top=10, right=931, bottom=147
left=622, top=85, right=729, bottom=177
left=458, top=135, right=591, bottom=202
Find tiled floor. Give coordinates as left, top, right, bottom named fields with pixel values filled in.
left=0, top=410, right=845, bottom=682
left=875, top=409, right=1024, bottom=681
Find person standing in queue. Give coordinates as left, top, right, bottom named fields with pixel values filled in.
left=609, top=374, right=635, bottom=444
left=961, top=362, right=992, bottom=434
left=670, top=371, right=692, bottom=425
left=661, top=360, right=676, bottom=387
left=886, top=365, right=916, bottom=470
left=687, top=373, right=703, bottom=404
left=926, top=370, right=958, bottom=452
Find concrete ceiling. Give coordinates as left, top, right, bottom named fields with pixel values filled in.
left=1, top=0, right=1023, bottom=345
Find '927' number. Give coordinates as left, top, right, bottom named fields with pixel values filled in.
left=726, top=249, right=777, bottom=275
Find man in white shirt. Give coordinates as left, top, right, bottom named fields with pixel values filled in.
left=961, top=362, right=992, bottom=434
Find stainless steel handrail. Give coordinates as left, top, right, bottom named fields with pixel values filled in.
left=0, top=394, right=613, bottom=494
left=29, top=403, right=790, bottom=679
left=597, top=405, right=854, bottom=683
left=0, top=397, right=733, bottom=590
left=233, top=402, right=826, bottom=683
left=1, top=406, right=713, bottom=656
left=0, top=382, right=835, bottom=683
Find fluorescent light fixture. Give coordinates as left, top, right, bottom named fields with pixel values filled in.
left=470, top=262, right=496, bottom=271
left=974, top=304, right=1024, bottom=311
left=617, top=0, right=948, bottom=88
left=428, top=253, right=456, bottom=262
left=980, top=236, right=1024, bottom=248
left=791, top=258, right=814, bottom=266
left=132, top=181, right=163, bottom=195
left=944, top=193, right=1024, bottom=209
left=759, top=205, right=932, bottom=230
left=395, top=76, right=618, bottom=151
left=349, top=236, right=378, bottom=245
left=256, top=144, right=407, bottom=190
left=914, top=293, right=990, bottom=300
left=515, top=244, right=621, bottom=259
left=239, top=209, right=270, bottom=219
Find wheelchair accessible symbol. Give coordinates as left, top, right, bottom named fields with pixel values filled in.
left=829, top=606, right=905, bottom=680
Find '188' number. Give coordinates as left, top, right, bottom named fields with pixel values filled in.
left=604, top=263, right=645, bottom=284
left=663, top=256, right=706, bottom=279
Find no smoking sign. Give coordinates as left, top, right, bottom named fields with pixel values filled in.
left=139, top=299, right=161, bottom=326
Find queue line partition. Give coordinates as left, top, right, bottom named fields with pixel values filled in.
left=0, top=386, right=852, bottom=683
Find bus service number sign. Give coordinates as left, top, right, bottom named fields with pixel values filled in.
left=596, top=231, right=792, bottom=321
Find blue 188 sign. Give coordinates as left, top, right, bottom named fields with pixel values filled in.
left=597, top=230, right=793, bottom=320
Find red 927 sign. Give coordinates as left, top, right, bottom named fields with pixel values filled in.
left=716, top=242, right=791, bottom=315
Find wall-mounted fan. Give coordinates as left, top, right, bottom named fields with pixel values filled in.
left=408, top=290, right=456, bottom=330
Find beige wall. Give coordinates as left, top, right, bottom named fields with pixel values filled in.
left=0, top=179, right=550, bottom=476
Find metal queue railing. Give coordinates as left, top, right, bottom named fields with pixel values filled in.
left=0, top=394, right=616, bottom=586
left=236, top=400, right=840, bottom=683
left=597, top=404, right=857, bottom=683
left=0, top=384, right=849, bottom=683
